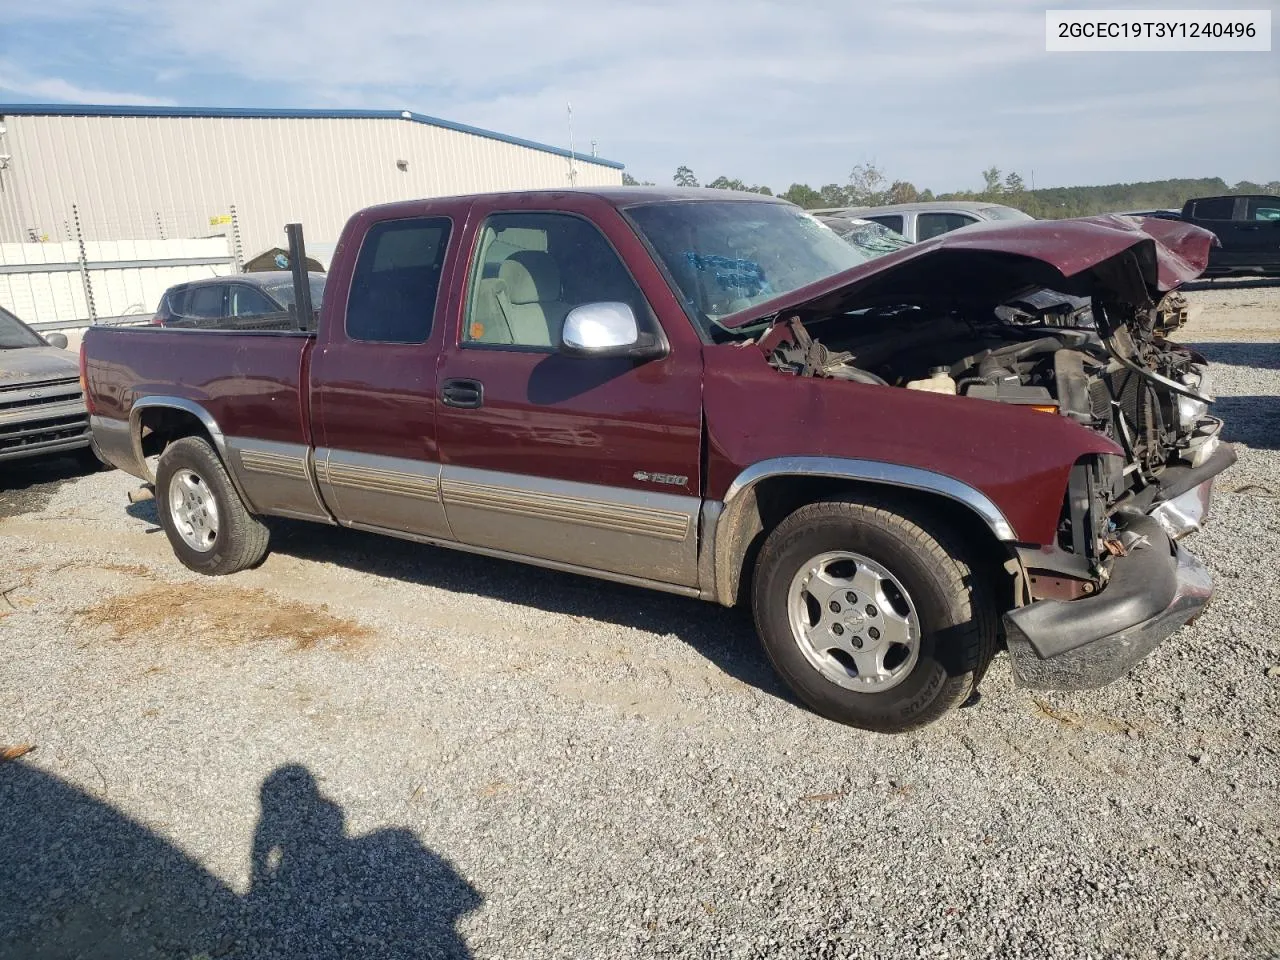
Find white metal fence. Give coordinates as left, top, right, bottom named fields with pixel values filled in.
left=0, top=236, right=236, bottom=330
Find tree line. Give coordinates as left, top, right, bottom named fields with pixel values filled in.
left=621, top=165, right=1280, bottom=219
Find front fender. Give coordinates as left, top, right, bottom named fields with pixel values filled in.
left=703, top=344, right=1121, bottom=548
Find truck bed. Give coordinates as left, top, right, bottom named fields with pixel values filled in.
left=82, top=326, right=314, bottom=448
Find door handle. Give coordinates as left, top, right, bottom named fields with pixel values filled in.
left=441, top=378, right=484, bottom=409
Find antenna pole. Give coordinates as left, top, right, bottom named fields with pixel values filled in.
left=567, top=102, right=577, bottom=186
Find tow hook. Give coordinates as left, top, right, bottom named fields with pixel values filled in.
left=127, top=484, right=155, bottom=504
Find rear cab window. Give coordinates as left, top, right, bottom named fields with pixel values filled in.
left=1189, top=197, right=1235, bottom=221
left=346, top=218, right=452, bottom=343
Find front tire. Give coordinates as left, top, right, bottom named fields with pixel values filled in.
left=155, top=436, right=269, bottom=575
left=752, top=496, right=995, bottom=732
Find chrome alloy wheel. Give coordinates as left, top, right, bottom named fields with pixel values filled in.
left=169, top=467, right=220, bottom=553
left=786, top=551, right=921, bottom=692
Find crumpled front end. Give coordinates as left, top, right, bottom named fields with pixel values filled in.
left=1003, top=512, right=1216, bottom=689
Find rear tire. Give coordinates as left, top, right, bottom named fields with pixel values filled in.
left=752, top=495, right=995, bottom=732
left=155, top=436, right=269, bottom=575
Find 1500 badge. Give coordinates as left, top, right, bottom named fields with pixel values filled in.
left=633, top=470, right=688, bottom=487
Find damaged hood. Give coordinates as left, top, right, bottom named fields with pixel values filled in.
left=0, top=345, right=80, bottom=384
left=720, top=214, right=1216, bottom=330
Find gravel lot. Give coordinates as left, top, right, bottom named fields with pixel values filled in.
left=2, top=284, right=1278, bottom=960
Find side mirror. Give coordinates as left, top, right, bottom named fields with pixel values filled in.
left=560, top=302, right=665, bottom=360
left=44, top=332, right=68, bottom=349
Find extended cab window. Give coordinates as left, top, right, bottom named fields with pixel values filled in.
left=917, top=212, right=978, bottom=240
left=347, top=217, right=452, bottom=343
left=464, top=212, right=650, bottom=350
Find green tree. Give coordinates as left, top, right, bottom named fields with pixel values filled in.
left=888, top=180, right=919, bottom=204
left=847, top=162, right=888, bottom=206
left=673, top=165, right=699, bottom=188
left=708, top=176, right=747, bottom=191
left=982, top=166, right=1004, bottom=195
left=1004, top=172, right=1025, bottom=194
left=819, top=183, right=850, bottom=207
left=781, top=183, right=823, bottom=208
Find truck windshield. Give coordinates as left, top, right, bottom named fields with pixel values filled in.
left=0, top=307, right=44, bottom=349
left=626, top=200, right=868, bottom=338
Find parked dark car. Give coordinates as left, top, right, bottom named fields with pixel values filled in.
left=85, top=189, right=1231, bottom=732
left=154, top=272, right=327, bottom=330
left=1168, top=195, right=1280, bottom=277
left=0, top=305, right=94, bottom=465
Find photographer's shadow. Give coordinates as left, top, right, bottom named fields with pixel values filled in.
left=0, top=761, right=479, bottom=960
left=241, top=765, right=479, bottom=958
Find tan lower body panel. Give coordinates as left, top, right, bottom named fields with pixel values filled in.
left=314, top=447, right=451, bottom=540
left=440, top=465, right=700, bottom=588
left=226, top=437, right=331, bottom=522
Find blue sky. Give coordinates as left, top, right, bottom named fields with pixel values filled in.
left=1, top=0, right=1276, bottom=192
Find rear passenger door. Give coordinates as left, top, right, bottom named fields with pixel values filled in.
left=309, top=215, right=458, bottom=539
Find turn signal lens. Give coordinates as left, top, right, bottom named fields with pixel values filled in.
left=1030, top=404, right=1058, bottom=414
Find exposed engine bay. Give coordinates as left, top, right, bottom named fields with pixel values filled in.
left=757, top=288, right=1223, bottom=591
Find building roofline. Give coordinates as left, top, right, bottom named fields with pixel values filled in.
left=0, top=103, right=626, bottom=170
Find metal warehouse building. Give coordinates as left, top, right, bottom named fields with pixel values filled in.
left=0, top=105, right=626, bottom=257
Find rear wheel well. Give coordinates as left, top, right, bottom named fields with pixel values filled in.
left=720, top=476, right=1016, bottom=612
left=137, top=407, right=216, bottom=464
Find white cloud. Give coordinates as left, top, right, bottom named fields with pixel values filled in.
left=0, top=58, right=174, bottom=106
left=1, top=0, right=1276, bottom=191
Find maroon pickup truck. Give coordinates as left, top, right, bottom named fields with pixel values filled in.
left=82, top=188, right=1233, bottom=732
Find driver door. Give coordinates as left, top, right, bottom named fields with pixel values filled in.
left=433, top=198, right=705, bottom=588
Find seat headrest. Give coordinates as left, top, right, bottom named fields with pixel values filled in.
left=499, top=251, right=561, bottom=305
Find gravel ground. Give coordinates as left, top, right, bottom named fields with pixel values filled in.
left=2, top=287, right=1278, bottom=960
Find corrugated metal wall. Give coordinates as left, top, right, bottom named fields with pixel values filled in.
left=0, top=114, right=623, bottom=255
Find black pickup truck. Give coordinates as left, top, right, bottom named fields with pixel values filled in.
left=1170, top=195, right=1280, bottom=277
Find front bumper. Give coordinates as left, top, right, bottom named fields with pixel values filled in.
left=1004, top=512, right=1213, bottom=690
